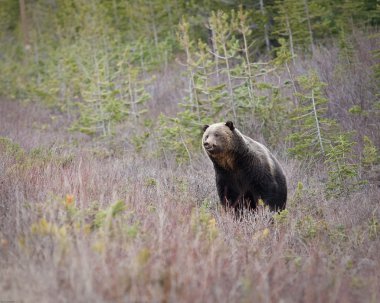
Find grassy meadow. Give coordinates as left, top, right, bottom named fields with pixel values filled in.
left=1, top=1, right=380, bottom=302
left=1, top=60, right=379, bottom=302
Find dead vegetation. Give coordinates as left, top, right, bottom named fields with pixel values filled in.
left=0, top=98, right=379, bottom=303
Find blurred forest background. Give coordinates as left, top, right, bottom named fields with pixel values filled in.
left=0, top=0, right=380, bottom=302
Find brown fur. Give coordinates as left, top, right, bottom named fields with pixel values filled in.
left=202, top=122, right=236, bottom=171
left=211, top=153, right=235, bottom=171
left=202, top=121, right=287, bottom=212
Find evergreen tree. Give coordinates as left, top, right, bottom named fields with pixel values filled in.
left=158, top=7, right=291, bottom=161
left=70, top=43, right=151, bottom=137
left=306, top=0, right=334, bottom=39
left=0, top=0, right=19, bottom=38
left=273, top=0, right=308, bottom=60
left=208, top=10, right=240, bottom=121
left=287, top=70, right=337, bottom=159
left=325, top=133, right=360, bottom=197
left=333, top=0, right=366, bottom=32
left=362, top=135, right=379, bottom=168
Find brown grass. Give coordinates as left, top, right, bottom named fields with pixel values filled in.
left=0, top=29, right=379, bottom=303
left=0, top=98, right=379, bottom=303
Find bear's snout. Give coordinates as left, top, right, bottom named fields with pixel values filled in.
left=203, top=141, right=212, bottom=149
left=203, top=140, right=216, bottom=150
left=204, top=141, right=219, bottom=154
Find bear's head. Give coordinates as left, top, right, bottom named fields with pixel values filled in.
left=202, top=121, right=235, bottom=157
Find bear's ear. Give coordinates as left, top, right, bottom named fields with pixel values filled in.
left=202, top=124, right=209, bottom=132
left=225, top=121, right=234, bottom=131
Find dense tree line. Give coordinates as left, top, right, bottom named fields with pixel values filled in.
left=0, top=0, right=379, bottom=196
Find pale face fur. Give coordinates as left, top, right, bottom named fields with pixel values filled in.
left=203, top=121, right=277, bottom=173
left=202, top=122, right=235, bottom=170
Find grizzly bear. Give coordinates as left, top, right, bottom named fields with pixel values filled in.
left=202, top=121, right=287, bottom=212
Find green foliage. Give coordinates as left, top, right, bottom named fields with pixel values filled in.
left=0, top=0, right=160, bottom=138
left=0, top=138, right=75, bottom=179
left=273, top=38, right=294, bottom=66
left=289, top=181, right=304, bottom=207
left=306, top=0, right=334, bottom=39
left=191, top=205, right=218, bottom=241
left=93, top=200, right=126, bottom=229
left=131, top=132, right=151, bottom=153
left=361, top=135, right=379, bottom=168
left=296, top=215, right=327, bottom=240
left=348, top=105, right=365, bottom=115
left=287, top=70, right=336, bottom=159
left=158, top=111, right=207, bottom=163
left=68, top=43, right=151, bottom=137
left=273, top=209, right=289, bottom=225
left=144, top=177, right=157, bottom=187
left=0, top=1, right=379, bottom=172
left=329, top=224, right=348, bottom=242
left=273, top=0, right=309, bottom=58
left=0, top=0, right=19, bottom=37
left=0, top=137, right=25, bottom=160
left=337, top=27, right=355, bottom=65
left=159, top=9, right=292, bottom=161
left=333, top=0, right=367, bottom=32
left=325, top=133, right=360, bottom=197
left=177, top=18, right=227, bottom=123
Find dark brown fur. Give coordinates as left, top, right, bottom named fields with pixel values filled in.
left=202, top=121, right=287, bottom=212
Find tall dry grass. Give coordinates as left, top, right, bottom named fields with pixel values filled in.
left=1, top=31, right=379, bottom=302
left=0, top=98, right=379, bottom=303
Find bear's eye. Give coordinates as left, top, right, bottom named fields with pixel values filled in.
left=205, top=135, right=209, bottom=139
left=214, top=133, right=219, bottom=137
